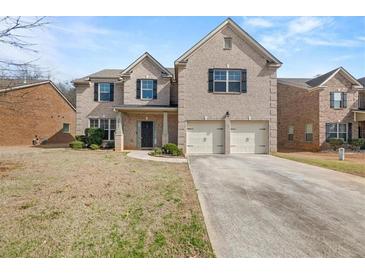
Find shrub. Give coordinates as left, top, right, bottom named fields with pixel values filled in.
left=328, top=138, right=344, bottom=151
left=85, top=127, right=103, bottom=146
left=75, top=135, right=87, bottom=143
left=162, top=143, right=183, bottom=156
left=151, top=147, right=163, bottom=156
left=350, top=138, right=365, bottom=150
left=70, top=141, right=84, bottom=149
left=90, top=144, right=100, bottom=150
left=102, top=141, right=115, bottom=149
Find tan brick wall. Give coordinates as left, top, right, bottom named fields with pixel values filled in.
left=122, top=112, right=177, bottom=149
left=75, top=81, right=122, bottom=135
left=123, top=58, right=171, bottom=106
left=177, top=25, right=278, bottom=153
left=277, top=83, right=320, bottom=151
left=277, top=73, right=360, bottom=151
left=319, top=73, right=359, bottom=148
left=0, top=83, right=76, bottom=146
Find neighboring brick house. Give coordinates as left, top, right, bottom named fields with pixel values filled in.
left=73, top=18, right=281, bottom=154
left=277, top=67, right=365, bottom=151
left=0, top=80, right=76, bottom=146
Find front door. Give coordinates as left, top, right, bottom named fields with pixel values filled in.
left=141, top=121, right=154, bottom=148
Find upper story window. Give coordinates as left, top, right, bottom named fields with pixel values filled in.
left=136, top=79, right=157, bottom=100
left=359, top=92, right=365, bottom=110
left=141, top=80, right=154, bottom=100
left=209, top=69, right=246, bottom=93
left=94, top=83, right=114, bottom=102
left=224, top=37, right=232, bottom=49
left=330, top=92, right=347, bottom=109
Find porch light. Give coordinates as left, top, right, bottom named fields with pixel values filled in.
left=226, top=111, right=230, bottom=117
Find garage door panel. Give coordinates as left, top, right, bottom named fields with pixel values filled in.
left=187, top=121, right=224, bottom=154
left=230, top=121, right=268, bottom=154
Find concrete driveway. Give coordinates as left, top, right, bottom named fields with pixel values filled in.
left=188, top=154, right=365, bottom=257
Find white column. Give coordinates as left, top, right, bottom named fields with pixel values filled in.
left=162, top=112, right=169, bottom=145
left=114, top=111, right=124, bottom=151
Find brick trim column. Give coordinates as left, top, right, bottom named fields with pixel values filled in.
left=162, top=112, right=169, bottom=145
left=114, top=111, right=124, bottom=152
left=224, top=114, right=231, bottom=154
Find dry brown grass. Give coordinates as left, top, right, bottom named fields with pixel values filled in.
left=0, top=148, right=214, bottom=257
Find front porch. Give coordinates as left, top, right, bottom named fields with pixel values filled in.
left=113, top=105, right=178, bottom=151
left=353, top=110, right=365, bottom=138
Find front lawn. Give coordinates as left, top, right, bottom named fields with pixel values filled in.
left=0, top=148, right=214, bottom=257
left=274, top=151, right=365, bottom=178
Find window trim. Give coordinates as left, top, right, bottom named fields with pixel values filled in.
left=223, top=37, right=232, bottom=50
left=140, top=79, right=154, bottom=100
left=89, top=118, right=116, bottom=141
left=332, top=92, right=342, bottom=109
left=326, top=123, right=348, bottom=142
left=62, top=123, right=70, bottom=133
left=213, top=69, right=241, bottom=93
left=288, top=125, right=294, bottom=142
left=98, top=82, right=113, bottom=102
left=304, top=123, right=313, bottom=143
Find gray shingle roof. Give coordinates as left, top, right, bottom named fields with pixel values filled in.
left=277, top=78, right=312, bottom=89
left=305, top=67, right=340, bottom=87
left=358, top=77, right=365, bottom=86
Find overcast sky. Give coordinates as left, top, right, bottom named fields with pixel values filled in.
left=1, top=16, right=364, bottom=82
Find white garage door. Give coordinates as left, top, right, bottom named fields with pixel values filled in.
left=187, top=121, right=224, bottom=154
left=230, top=121, right=269, bottom=154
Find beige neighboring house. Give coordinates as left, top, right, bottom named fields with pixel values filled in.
left=73, top=18, right=281, bottom=154
left=278, top=67, right=365, bottom=151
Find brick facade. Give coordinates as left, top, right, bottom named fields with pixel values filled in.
left=0, top=82, right=76, bottom=146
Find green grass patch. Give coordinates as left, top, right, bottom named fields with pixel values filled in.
left=273, top=153, right=365, bottom=177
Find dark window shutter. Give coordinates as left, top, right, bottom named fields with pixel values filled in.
left=342, top=92, right=347, bottom=108
left=325, top=123, right=331, bottom=142
left=330, top=92, right=334, bottom=108
left=241, top=69, right=247, bottom=93
left=153, top=80, right=157, bottom=99
left=110, top=83, right=114, bottom=101
left=208, top=69, right=213, bottom=92
left=136, top=79, right=141, bottom=99
left=94, top=83, right=98, bottom=101
left=348, top=123, right=352, bottom=142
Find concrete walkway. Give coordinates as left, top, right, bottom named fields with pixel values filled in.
left=127, top=150, right=187, bottom=163
left=189, top=154, right=365, bottom=257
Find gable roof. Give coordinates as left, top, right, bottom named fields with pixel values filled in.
left=307, top=67, right=363, bottom=88
left=0, top=79, right=45, bottom=90
left=358, top=77, right=365, bottom=86
left=0, top=80, right=76, bottom=111
left=175, top=18, right=282, bottom=66
left=121, top=52, right=172, bottom=77
left=279, top=67, right=363, bottom=90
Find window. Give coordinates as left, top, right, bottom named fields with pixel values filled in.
left=305, top=124, right=313, bottom=142
left=141, top=79, right=154, bottom=100
left=213, top=69, right=241, bottom=92
left=288, top=126, right=294, bottom=141
left=330, top=92, right=347, bottom=109
left=63, top=123, right=70, bottom=133
left=326, top=123, right=347, bottom=142
left=224, top=37, right=232, bottom=49
left=89, top=118, right=116, bottom=141
left=98, top=83, right=113, bottom=102
left=90, top=118, right=99, bottom=128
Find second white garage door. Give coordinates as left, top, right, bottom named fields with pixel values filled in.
left=187, top=121, right=224, bottom=154
left=230, top=121, right=269, bottom=154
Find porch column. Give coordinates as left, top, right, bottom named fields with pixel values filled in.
left=114, top=111, right=124, bottom=152
left=162, top=112, right=169, bottom=145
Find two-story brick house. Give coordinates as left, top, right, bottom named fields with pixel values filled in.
left=278, top=67, right=365, bottom=151
left=73, top=18, right=282, bottom=154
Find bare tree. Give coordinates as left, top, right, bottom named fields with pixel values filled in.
left=0, top=16, right=48, bottom=84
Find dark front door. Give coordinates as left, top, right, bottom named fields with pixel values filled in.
left=141, top=121, right=154, bottom=148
